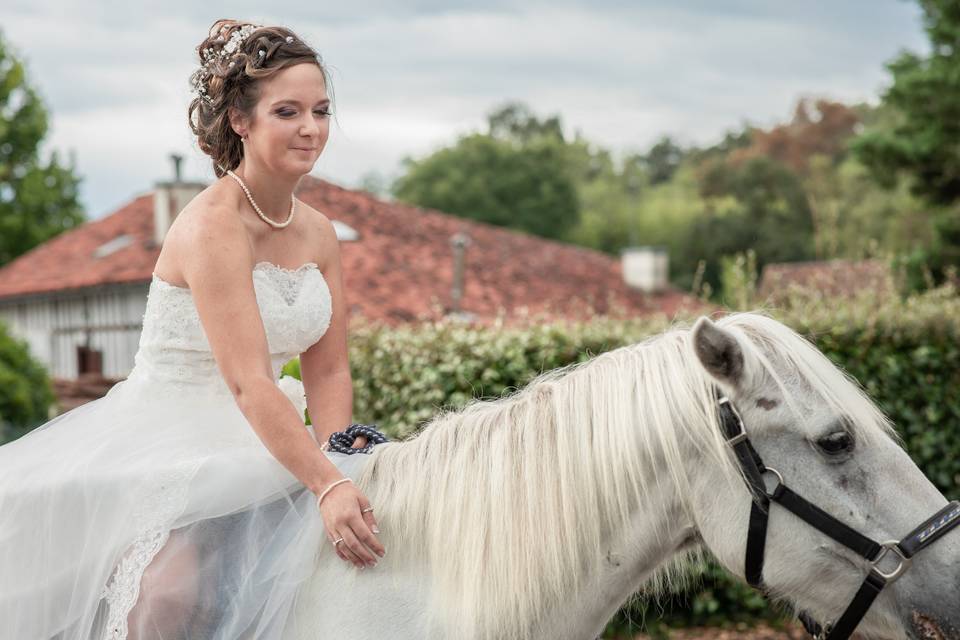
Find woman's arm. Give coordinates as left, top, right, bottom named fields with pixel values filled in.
left=176, top=202, right=382, bottom=569
left=299, top=211, right=354, bottom=444
left=178, top=205, right=344, bottom=494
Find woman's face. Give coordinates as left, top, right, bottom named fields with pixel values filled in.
left=238, top=62, right=331, bottom=176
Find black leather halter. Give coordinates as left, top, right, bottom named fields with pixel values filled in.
left=717, top=396, right=960, bottom=640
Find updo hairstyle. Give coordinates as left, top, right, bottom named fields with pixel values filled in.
left=187, top=19, right=333, bottom=178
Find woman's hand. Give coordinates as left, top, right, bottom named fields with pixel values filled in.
left=350, top=435, right=369, bottom=449
left=317, top=477, right=385, bottom=569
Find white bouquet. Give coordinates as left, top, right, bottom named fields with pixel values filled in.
left=277, top=375, right=307, bottom=420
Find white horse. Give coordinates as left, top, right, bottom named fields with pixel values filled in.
left=286, top=312, right=960, bottom=640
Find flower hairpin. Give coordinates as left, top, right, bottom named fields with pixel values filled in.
left=191, top=28, right=307, bottom=106
left=192, top=24, right=260, bottom=105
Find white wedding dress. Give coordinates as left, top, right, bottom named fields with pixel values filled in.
left=0, top=261, right=366, bottom=639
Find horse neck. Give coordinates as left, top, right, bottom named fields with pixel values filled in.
left=508, top=390, right=702, bottom=637
left=361, top=333, right=715, bottom=639
left=536, top=472, right=697, bottom=639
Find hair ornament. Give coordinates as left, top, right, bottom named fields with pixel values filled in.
left=192, top=23, right=260, bottom=105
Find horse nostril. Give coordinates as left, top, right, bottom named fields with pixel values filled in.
left=911, top=611, right=957, bottom=640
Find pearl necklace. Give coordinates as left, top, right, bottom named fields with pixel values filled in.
left=226, top=169, right=295, bottom=229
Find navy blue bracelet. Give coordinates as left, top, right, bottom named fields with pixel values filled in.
left=325, top=423, right=390, bottom=455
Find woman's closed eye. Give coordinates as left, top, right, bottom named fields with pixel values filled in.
left=276, top=108, right=332, bottom=118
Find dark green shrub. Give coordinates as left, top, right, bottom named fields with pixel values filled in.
left=0, top=319, right=56, bottom=444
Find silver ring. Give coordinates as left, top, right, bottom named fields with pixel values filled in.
left=333, top=537, right=344, bottom=546
left=361, top=507, right=374, bottom=514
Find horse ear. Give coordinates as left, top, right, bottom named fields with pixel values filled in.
left=692, top=317, right=745, bottom=386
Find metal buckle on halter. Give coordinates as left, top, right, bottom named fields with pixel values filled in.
left=871, top=541, right=911, bottom=582
left=718, top=397, right=749, bottom=445
left=760, top=467, right=784, bottom=499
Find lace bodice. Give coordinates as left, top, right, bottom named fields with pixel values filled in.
left=127, top=261, right=332, bottom=397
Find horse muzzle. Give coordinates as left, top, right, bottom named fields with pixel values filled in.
left=908, top=610, right=960, bottom=640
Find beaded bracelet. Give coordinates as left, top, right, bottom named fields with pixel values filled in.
left=316, top=477, right=353, bottom=512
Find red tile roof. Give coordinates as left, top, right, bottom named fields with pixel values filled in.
left=758, top=259, right=895, bottom=303
left=0, top=192, right=158, bottom=297
left=0, top=176, right=698, bottom=324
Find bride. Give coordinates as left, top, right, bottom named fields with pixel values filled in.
left=0, top=19, right=385, bottom=639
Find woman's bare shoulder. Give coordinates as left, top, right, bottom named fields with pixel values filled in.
left=295, top=199, right=339, bottom=266
left=155, top=183, right=248, bottom=285
left=177, top=183, right=241, bottom=230
left=295, top=198, right=332, bottom=230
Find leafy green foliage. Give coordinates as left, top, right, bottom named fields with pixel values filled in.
left=682, top=156, right=816, bottom=294
left=853, top=0, right=960, bottom=204
left=851, top=0, right=960, bottom=286
left=0, top=319, right=56, bottom=444
left=639, top=136, right=685, bottom=186
left=391, top=103, right=579, bottom=241
left=0, top=29, right=86, bottom=267
left=389, top=91, right=948, bottom=301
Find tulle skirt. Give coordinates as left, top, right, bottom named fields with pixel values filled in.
left=0, top=373, right=365, bottom=639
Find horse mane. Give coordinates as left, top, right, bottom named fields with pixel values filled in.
left=350, top=312, right=896, bottom=640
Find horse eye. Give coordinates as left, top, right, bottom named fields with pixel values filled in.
left=816, top=432, right=854, bottom=455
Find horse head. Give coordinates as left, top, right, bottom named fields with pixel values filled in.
left=688, top=315, right=960, bottom=639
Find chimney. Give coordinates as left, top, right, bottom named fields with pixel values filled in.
left=152, top=154, right=208, bottom=247
left=622, top=246, right=669, bottom=293
left=450, top=231, right=471, bottom=313
left=445, top=231, right=477, bottom=322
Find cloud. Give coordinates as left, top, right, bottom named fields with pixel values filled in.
left=1, top=1, right=928, bottom=218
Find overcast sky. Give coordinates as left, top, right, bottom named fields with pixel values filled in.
left=3, top=1, right=929, bottom=220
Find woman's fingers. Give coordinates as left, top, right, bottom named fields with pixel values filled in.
left=357, top=497, right=382, bottom=537
left=319, top=482, right=384, bottom=568
left=340, top=526, right=378, bottom=566
left=327, top=527, right=362, bottom=568
left=356, top=505, right=385, bottom=557
left=330, top=530, right=364, bottom=568
left=361, top=509, right=382, bottom=541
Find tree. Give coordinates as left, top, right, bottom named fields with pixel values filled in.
left=0, top=29, right=85, bottom=267
left=731, top=98, right=861, bottom=175
left=639, top=136, right=685, bottom=185
left=850, top=0, right=960, bottom=285
left=486, top=101, right=565, bottom=145
left=684, top=157, right=816, bottom=294
left=391, top=103, right=579, bottom=240
left=854, top=0, right=960, bottom=203
left=357, top=170, right=391, bottom=199
left=803, top=153, right=931, bottom=260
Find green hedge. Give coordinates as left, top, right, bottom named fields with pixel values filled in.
left=297, top=284, right=959, bottom=635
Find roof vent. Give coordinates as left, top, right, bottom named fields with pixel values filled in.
left=332, top=220, right=359, bottom=242
left=93, top=234, right=134, bottom=258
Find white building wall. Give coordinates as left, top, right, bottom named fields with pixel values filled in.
left=0, top=283, right=149, bottom=380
